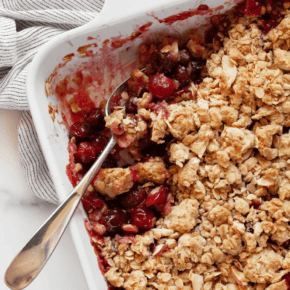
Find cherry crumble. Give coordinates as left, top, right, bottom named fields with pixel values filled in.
left=45, top=1, right=290, bottom=289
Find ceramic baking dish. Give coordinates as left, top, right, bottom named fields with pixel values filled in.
left=26, top=0, right=241, bottom=289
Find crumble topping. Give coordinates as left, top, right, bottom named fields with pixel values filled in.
left=98, top=12, right=290, bottom=289
left=94, top=168, right=134, bottom=198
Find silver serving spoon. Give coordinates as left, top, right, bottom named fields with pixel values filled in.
left=4, top=75, right=131, bottom=290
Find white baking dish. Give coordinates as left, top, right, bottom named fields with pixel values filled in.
left=26, top=0, right=241, bottom=289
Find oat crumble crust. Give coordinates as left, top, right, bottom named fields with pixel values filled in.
left=97, top=11, right=290, bottom=290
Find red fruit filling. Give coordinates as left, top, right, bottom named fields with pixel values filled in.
left=85, top=108, right=105, bottom=129
left=173, top=65, right=191, bottom=87
left=245, top=0, right=262, bottom=16
left=109, top=94, right=126, bottom=112
left=121, top=186, right=146, bottom=208
left=179, top=49, right=191, bottom=65
left=156, top=51, right=178, bottom=74
left=250, top=200, right=261, bottom=210
left=283, top=272, right=290, bottom=289
left=148, top=73, right=175, bottom=100
left=197, top=4, right=209, bottom=11
left=81, top=196, right=103, bottom=212
left=74, top=141, right=97, bottom=164
left=92, top=135, right=109, bottom=154
left=145, top=186, right=168, bottom=207
left=283, top=239, right=290, bottom=250
left=99, top=208, right=128, bottom=233
left=131, top=206, right=155, bottom=230
left=69, top=122, right=90, bottom=140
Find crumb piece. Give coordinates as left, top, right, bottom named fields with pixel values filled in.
left=123, top=270, right=147, bottom=290
left=190, top=124, right=214, bottom=158
left=234, top=197, right=249, bottom=215
left=177, top=158, right=200, bottom=187
left=265, top=280, right=287, bottom=290
left=105, top=267, right=124, bottom=287
left=255, top=124, right=282, bottom=160
left=169, top=143, right=190, bottom=167
left=221, top=106, right=238, bottom=125
left=164, top=199, right=199, bottom=233
left=221, top=127, right=255, bottom=160
left=244, top=249, right=283, bottom=283
left=133, top=157, right=170, bottom=184
left=208, top=205, right=230, bottom=226
left=274, top=48, right=290, bottom=71
left=94, top=168, right=134, bottom=197
left=189, top=272, right=204, bottom=290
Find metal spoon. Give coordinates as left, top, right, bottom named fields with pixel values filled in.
left=4, top=75, right=131, bottom=290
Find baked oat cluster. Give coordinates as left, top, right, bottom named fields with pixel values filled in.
left=100, top=5, right=290, bottom=290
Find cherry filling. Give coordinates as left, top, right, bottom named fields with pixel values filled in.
left=74, top=141, right=97, bottom=164
left=81, top=196, right=103, bottom=212
left=236, top=0, right=288, bottom=34
left=145, top=186, right=168, bottom=207
left=85, top=108, right=105, bottom=129
left=91, top=135, right=109, bottom=154
left=69, top=122, right=90, bottom=140
left=109, top=94, right=126, bottom=112
left=148, top=73, right=175, bottom=100
left=121, top=186, right=146, bottom=208
left=244, top=0, right=262, bottom=16
left=283, top=272, right=290, bottom=289
left=130, top=206, right=155, bottom=230
left=250, top=200, right=261, bottom=210
left=99, top=209, right=129, bottom=233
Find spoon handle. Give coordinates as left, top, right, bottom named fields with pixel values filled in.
left=5, top=137, right=116, bottom=290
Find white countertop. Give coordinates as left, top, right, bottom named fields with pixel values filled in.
left=0, top=109, right=89, bottom=290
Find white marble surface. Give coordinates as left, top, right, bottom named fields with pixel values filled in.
left=0, top=109, right=89, bottom=290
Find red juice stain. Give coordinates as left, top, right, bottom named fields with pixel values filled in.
left=152, top=5, right=224, bottom=25
left=102, top=39, right=110, bottom=46
left=66, top=142, right=79, bottom=187
left=77, top=43, right=98, bottom=58
left=62, top=53, right=75, bottom=62
left=110, top=22, right=153, bottom=49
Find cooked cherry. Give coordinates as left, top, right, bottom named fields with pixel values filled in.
left=121, top=186, right=146, bottom=208
left=156, top=51, right=177, bottom=74
left=101, top=155, right=117, bottom=169
left=148, top=73, right=175, bottom=100
left=173, top=65, right=191, bottom=87
left=145, top=186, right=168, bottom=207
left=131, top=206, right=155, bottom=230
left=99, top=208, right=128, bottom=233
left=126, top=97, right=138, bottom=114
left=244, top=0, right=262, bottom=16
left=110, top=94, right=126, bottom=112
left=189, top=59, right=205, bottom=82
left=82, top=196, right=103, bottom=212
left=250, top=200, right=261, bottom=210
left=92, top=135, right=108, bottom=154
left=74, top=141, right=97, bottom=164
left=179, top=49, right=191, bottom=65
left=85, top=108, right=105, bottom=129
left=283, top=272, right=290, bottom=288
left=284, top=239, right=290, bottom=250
left=197, top=4, right=209, bottom=10
left=69, top=122, right=90, bottom=140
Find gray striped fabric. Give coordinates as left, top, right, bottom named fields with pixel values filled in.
left=0, top=0, right=105, bottom=203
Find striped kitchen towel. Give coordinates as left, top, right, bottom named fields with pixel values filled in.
left=0, top=0, right=105, bottom=204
